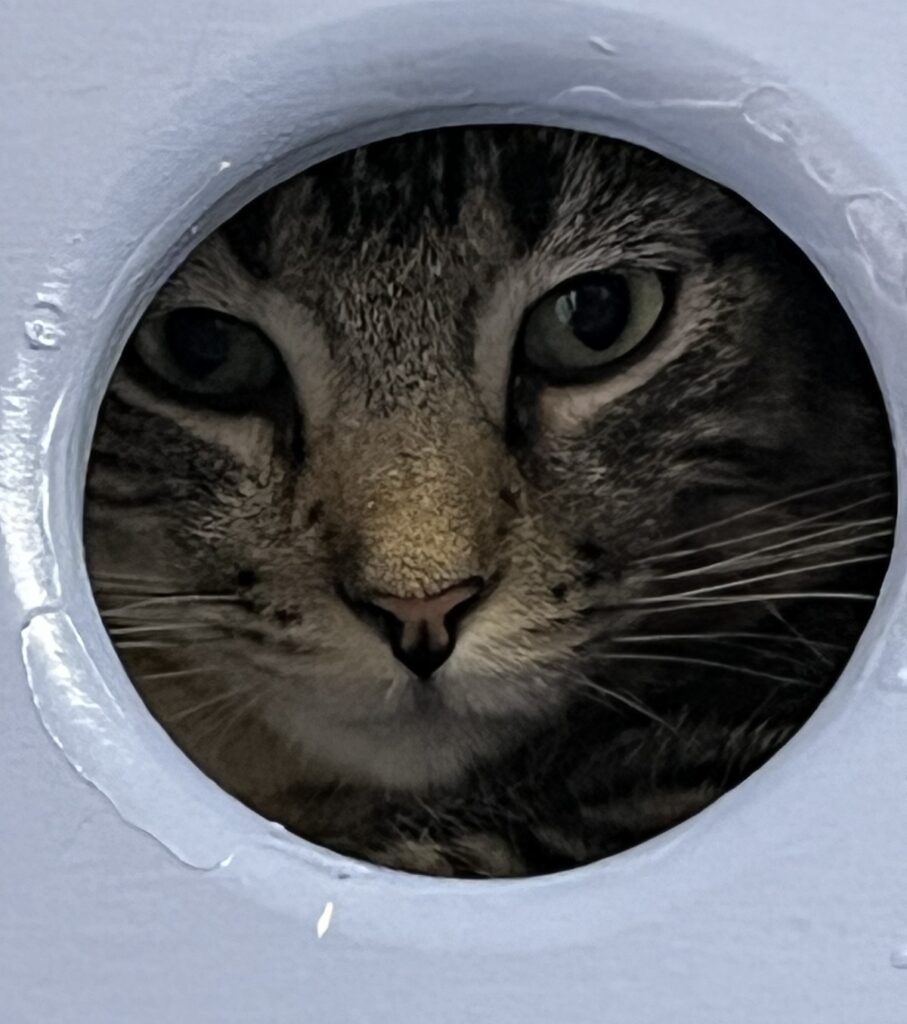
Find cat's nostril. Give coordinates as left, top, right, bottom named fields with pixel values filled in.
left=364, top=577, right=485, bottom=680
left=236, top=568, right=258, bottom=588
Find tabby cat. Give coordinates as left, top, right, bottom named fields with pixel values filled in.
left=85, top=126, right=893, bottom=876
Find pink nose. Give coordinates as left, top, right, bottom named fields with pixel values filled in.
left=371, top=578, right=484, bottom=678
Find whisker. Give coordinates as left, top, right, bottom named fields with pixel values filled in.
left=645, top=473, right=890, bottom=552
left=691, top=529, right=893, bottom=577
left=115, top=640, right=184, bottom=650
left=163, top=685, right=249, bottom=724
left=662, top=552, right=889, bottom=600
left=205, top=691, right=270, bottom=756
left=613, top=631, right=848, bottom=651
left=658, top=523, right=892, bottom=580
left=107, top=622, right=227, bottom=636
left=617, top=591, right=879, bottom=616
left=93, top=583, right=188, bottom=597
left=90, top=570, right=183, bottom=584
left=138, top=667, right=219, bottom=682
left=100, top=594, right=242, bottom=616
left=568, top=674, right=675, bottom=728
left=615, top=637, right=812, bottom=669
left=598, top=652, right=815, bottom=687
left=764, top=601, right=834, bottom=667
left=641, top=495, right=892, bottom=566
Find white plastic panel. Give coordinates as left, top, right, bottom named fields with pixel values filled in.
left=2, top=2, right=907, bottom=1021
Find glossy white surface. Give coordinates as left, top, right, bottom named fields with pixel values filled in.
left=2, top=2, right=906, bottom=1020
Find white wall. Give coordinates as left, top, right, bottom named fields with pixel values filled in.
left=2, top=2, right=907, bottom=1021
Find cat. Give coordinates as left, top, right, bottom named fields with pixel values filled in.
left=85, top=126, right=893, bottom=877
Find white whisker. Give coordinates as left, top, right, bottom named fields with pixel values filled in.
left=115, top=640, right=183, bottom=650
left=100, top=593, right=241, bottom=616
left=139, top=667, right=219, bottom=682
left=764, top=601, right=834, bottom=667
left=659, top=523, right=892, bottom=580
left=621, top=591, right=878, bottom=616
left=645, top=553, right=888, bottom=602
left=613, top=631, right=847, bottom=651
left=568, top=674, right=674, bottom=728
left=599, top=652, right=813, bottom=687
left=107, top=622, right=224, bottom=636
left=91, top=570, right=182, bottom=584
left=645, top=473, right=890, bottom=552
left=641, top=495, right=891, bottom=566
left=163, top=688, right=244, bottom=723
left=205, top=691, right=270, bottom=756
left=615, top=637, right=809, bottom=669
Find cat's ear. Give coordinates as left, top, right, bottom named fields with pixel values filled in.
left=694, top=182, right=777, bottom=258
left=220, top=187, right=278, bottom=280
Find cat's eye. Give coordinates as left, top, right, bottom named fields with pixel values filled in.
left=522, top=269, right=667, bottom=381
left=132, top=307, right=280, bottom=403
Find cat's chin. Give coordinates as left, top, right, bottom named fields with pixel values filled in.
left=278, top=701, right=523, bottom=793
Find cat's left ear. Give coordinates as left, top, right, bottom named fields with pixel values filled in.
left=220, top=187, right=278, bottom=280
left=694, top=182, right=776, bottom=257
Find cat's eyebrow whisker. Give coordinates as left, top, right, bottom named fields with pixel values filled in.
left=656, top=524, right=893, bottom=580
left=598, top=652, right=815, bottom=688
left=640, top=496, right=892, bottom=567
left=644, top=552, right=889, bottom=601
left=644, top=473, right=890, bottom=552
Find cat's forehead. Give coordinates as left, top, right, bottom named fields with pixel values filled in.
left=227, top=126, right=746, bottom=285
left=152, top=126, right=765, bottom=417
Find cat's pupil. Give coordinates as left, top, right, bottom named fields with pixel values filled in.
left=555, top=272, right=630, bottom=351
left=164, top=308, right=233, bottom=379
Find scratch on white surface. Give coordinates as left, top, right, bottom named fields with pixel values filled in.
left=588, top=35, right=617, bottom=55
left=316, top=900, right=334, bottom=939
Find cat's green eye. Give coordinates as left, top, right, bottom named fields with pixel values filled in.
left=522, top=269, right=667, bottom=380
left=132, top=307, right=280, bottom=403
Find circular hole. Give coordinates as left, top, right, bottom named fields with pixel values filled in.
left=84, top=124, right=895, bottom=879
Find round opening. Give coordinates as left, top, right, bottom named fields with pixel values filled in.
left=83, top=123, right=894, bottom=878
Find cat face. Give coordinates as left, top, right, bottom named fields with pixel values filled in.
left=86, top=127, right=890, bottom=803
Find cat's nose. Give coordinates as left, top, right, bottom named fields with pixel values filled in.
left=368, top=577, right=485, bottom=679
